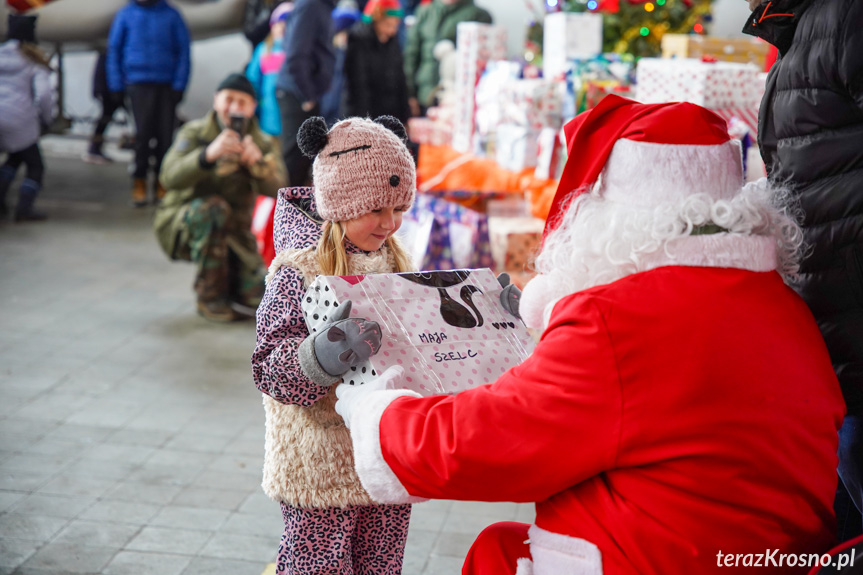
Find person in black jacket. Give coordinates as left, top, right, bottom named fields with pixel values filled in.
left=343, top=0, right=410, bottom=125
left=744, top=0, right=863, bottom=542
left=275, top=0, right=336, bottom=187
left=83, top=49, right=128, bottom=165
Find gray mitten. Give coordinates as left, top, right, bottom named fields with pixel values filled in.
left=498, top=273, right=521, bottom=320
left=299, top=300, right=383, bottom=385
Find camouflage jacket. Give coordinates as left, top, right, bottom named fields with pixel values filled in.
left=154, top=111, right=287, bottom=268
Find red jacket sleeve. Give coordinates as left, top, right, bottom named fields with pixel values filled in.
left=378, top=296, right=623, bottom=503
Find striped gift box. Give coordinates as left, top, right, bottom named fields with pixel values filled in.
left=712, top=107, right=759, bottom=140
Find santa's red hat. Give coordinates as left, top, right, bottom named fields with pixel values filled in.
left=543, top=95, right=743, bottom=242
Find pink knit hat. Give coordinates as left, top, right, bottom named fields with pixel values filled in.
left=297, top=116, right=416, bottom=222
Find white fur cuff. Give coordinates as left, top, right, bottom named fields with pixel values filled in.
left=517, top=525, right=603, bottom=575
left=351, top=388, right=429, bottom=505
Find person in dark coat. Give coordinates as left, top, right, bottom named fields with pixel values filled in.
left=744, top=0, right=863, bottom=543
left=343, top=0, right=410, bottom=125
left=318, top=1, right=361, bottom=126
left=275, top=0, right=337, bottom=187
left=83, top=49, right=128, bottom=164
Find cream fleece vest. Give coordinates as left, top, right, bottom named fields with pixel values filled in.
left=262, top=245, right=396, bottom=508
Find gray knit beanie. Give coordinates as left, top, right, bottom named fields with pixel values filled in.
left=297, top=116, right=416, bottom=222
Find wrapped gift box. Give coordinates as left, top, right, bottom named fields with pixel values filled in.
left=488, top=216, right=544, bottom=289
left=302, top=269, right=535, bottom=395
left=635, top=58, right=761, bottom=109
left=543, top=12, right=603, bottom=81
left=452, top=22, right=508, bottom=153
left=474, top=60, right=522, bottom=140
left=398, top=194, right=493, bottom=271
left=407, top=117, right=453, bottom=146
left=661, top=34, right=771, bottom=68
left=496, top=124, right=539, bottom=172
left=581, top=79, right=633, bottom=111
left=499, top=79, right=564, bottom=133
left=534, top=126, right=563, bottom=181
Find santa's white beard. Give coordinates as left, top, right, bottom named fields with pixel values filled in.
left=520, top=179, right=803, bottom=331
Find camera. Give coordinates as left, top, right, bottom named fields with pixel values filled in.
left=229, top=114, right=247, bottom=138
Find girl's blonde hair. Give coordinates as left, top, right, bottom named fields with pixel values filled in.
left=316, top=220, right=414, bottom=276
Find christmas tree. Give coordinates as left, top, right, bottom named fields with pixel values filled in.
left=560, top=0, right=714, bottom=58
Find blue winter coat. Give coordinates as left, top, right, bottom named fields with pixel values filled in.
left=106, top=0, right=191, bottom=93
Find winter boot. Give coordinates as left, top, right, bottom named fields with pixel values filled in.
left=83, top=137, right=113, bottom=165
left=0, top=165, right=15, bottom=219
left=131, top=178, right=148, bottom=207
left=196, top=298, right=237, bottom=322
left=14, top=178, right=47, bottom=222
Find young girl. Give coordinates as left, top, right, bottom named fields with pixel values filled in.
left=251, top=115, right=418, bottom=574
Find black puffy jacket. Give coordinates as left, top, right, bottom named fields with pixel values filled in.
left=745, top=0, right=863, bottom=409
left=343, top=23, right=411, bottom=125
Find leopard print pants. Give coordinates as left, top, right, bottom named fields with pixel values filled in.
left=276, top=502, right=412, bottom=575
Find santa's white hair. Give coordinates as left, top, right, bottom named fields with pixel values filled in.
left=520, top=177, right=805, bottom=330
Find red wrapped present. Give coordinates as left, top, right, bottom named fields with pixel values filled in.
left=251, top=195, right=276, bottom=267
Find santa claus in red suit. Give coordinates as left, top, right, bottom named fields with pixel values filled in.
left=334, top=96, right=846, bottom=574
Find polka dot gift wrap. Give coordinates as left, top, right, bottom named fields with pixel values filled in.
left=301, top=269, right=536, bottom=395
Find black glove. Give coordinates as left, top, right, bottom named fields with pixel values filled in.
left=171, top=90, right=184, bottom=106
left=498, top=273, right=521, bottom=320
left=312, top=300, right=383, bottom=377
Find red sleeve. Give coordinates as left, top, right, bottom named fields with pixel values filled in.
left=378, top=297, right=623, bottom=503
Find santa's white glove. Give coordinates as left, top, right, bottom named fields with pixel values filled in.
left=335, top=366, right=406, bottom=429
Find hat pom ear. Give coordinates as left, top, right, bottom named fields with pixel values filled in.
left=374, top=115, right=408, bottom=144
left=297, top=117, right=329, bottom=159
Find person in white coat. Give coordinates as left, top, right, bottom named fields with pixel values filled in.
left=0, top=14, right=54, bottom=221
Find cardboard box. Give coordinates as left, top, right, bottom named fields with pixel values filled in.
left=302, top=269, right=534, bottom=395
left=661, top=34, right=770, bottom=68
left=543, top=12, right=604, bottom=81
left=635, top=58, right=761, bottom=109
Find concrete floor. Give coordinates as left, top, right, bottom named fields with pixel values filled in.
left=0, top=138, right=534, bottom=575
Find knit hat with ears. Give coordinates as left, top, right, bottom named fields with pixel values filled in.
left=297, top=116, right=416, bottom=222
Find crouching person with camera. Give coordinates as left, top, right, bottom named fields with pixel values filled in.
left=155, top=73, right=288, bottom=322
